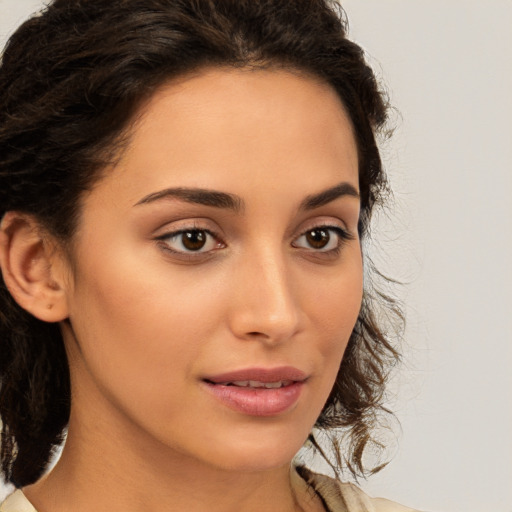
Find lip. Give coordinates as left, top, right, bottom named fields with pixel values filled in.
left=202, top=366, right=307, bottom=417
left=204, top=366, right=307, bottom=384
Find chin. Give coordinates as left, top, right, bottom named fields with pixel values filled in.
left=184, top=422, right=309, bottom=473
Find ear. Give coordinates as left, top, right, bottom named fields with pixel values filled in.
left=0, top=211, right=69, bottom=322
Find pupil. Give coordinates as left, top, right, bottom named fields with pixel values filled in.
left=306, top=229, right=329, bottom=249
left=182, top=231, right=206, bottom=251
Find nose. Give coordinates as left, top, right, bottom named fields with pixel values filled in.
left=227, top=248, right=303, bottom=344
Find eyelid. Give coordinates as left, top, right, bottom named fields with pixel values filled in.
left=151, top=216, right=220, bottom=235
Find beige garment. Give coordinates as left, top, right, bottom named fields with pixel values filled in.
left=298, top=466, right=421, bottom=512
left=0, top=467, right=421, bottom=512
left=0, top=491, right=36, bottom=512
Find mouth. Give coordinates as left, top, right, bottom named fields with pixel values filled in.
left=202, top=367, right=307, bottom=416
left=206, top=379, right=294, bottom=389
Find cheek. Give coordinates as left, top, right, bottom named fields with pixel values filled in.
left=306, top=253, right=363, bottom=347
left=298, top=248, right=363, bottom=389
left=65, top=245, right=225, bottom=408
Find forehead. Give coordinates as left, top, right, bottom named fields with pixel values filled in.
left=87, top=67, right=359, bottom=210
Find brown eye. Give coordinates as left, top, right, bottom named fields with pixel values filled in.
left=181, top=230, right=207, bottom=251
left=305, top=229, right=330, bottom=249
left=293, top=225, right=351, bottom=253
left=158, top=228, right=222, bottom=254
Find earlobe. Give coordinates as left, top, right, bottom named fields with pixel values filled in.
left=0, top=212, right=69, bottom=322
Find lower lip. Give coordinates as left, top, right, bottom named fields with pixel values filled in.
left=203, top=381, right=304, bottom=416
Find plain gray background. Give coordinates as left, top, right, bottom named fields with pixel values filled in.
left=1, top=1, right=511, bottom=511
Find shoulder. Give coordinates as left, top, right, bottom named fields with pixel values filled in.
left=0, top=490, right=37, bottom=512
left=296, top=466, right=422, bottom=512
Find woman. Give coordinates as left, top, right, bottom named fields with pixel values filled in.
left=0, top=1, right=417, bottom=510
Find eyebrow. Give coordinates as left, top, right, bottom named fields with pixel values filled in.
left=299, top=182, right=359, bottom=210
left=134, top=182, right=359, bottom=212
left=135, top=187, right=244, bottom=213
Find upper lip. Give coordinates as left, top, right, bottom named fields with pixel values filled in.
left=204, top=366, right=307, bottom=384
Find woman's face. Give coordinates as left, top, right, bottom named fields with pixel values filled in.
left=60, top=68, right=362, bottom=472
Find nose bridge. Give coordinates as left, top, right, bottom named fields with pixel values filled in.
left=229, top=243, right=301, bottom=342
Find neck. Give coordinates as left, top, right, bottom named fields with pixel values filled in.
left=24, top=411, right=322, bottom=512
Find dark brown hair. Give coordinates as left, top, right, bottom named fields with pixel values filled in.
left=0, top=0, right=400, bottom=487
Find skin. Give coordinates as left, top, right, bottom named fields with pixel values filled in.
left=22, top=68, right=363, bottom=512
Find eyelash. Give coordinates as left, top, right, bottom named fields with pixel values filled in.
left=155, top=224, right=354, bottom=260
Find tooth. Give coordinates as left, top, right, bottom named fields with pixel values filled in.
left=249, top=380, right=265, bottom=388
left=232, top=380, right=250, bottom=387
left=221, top=380, right=292, bottom=388
left=264, top=382, right=282, bottom=389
